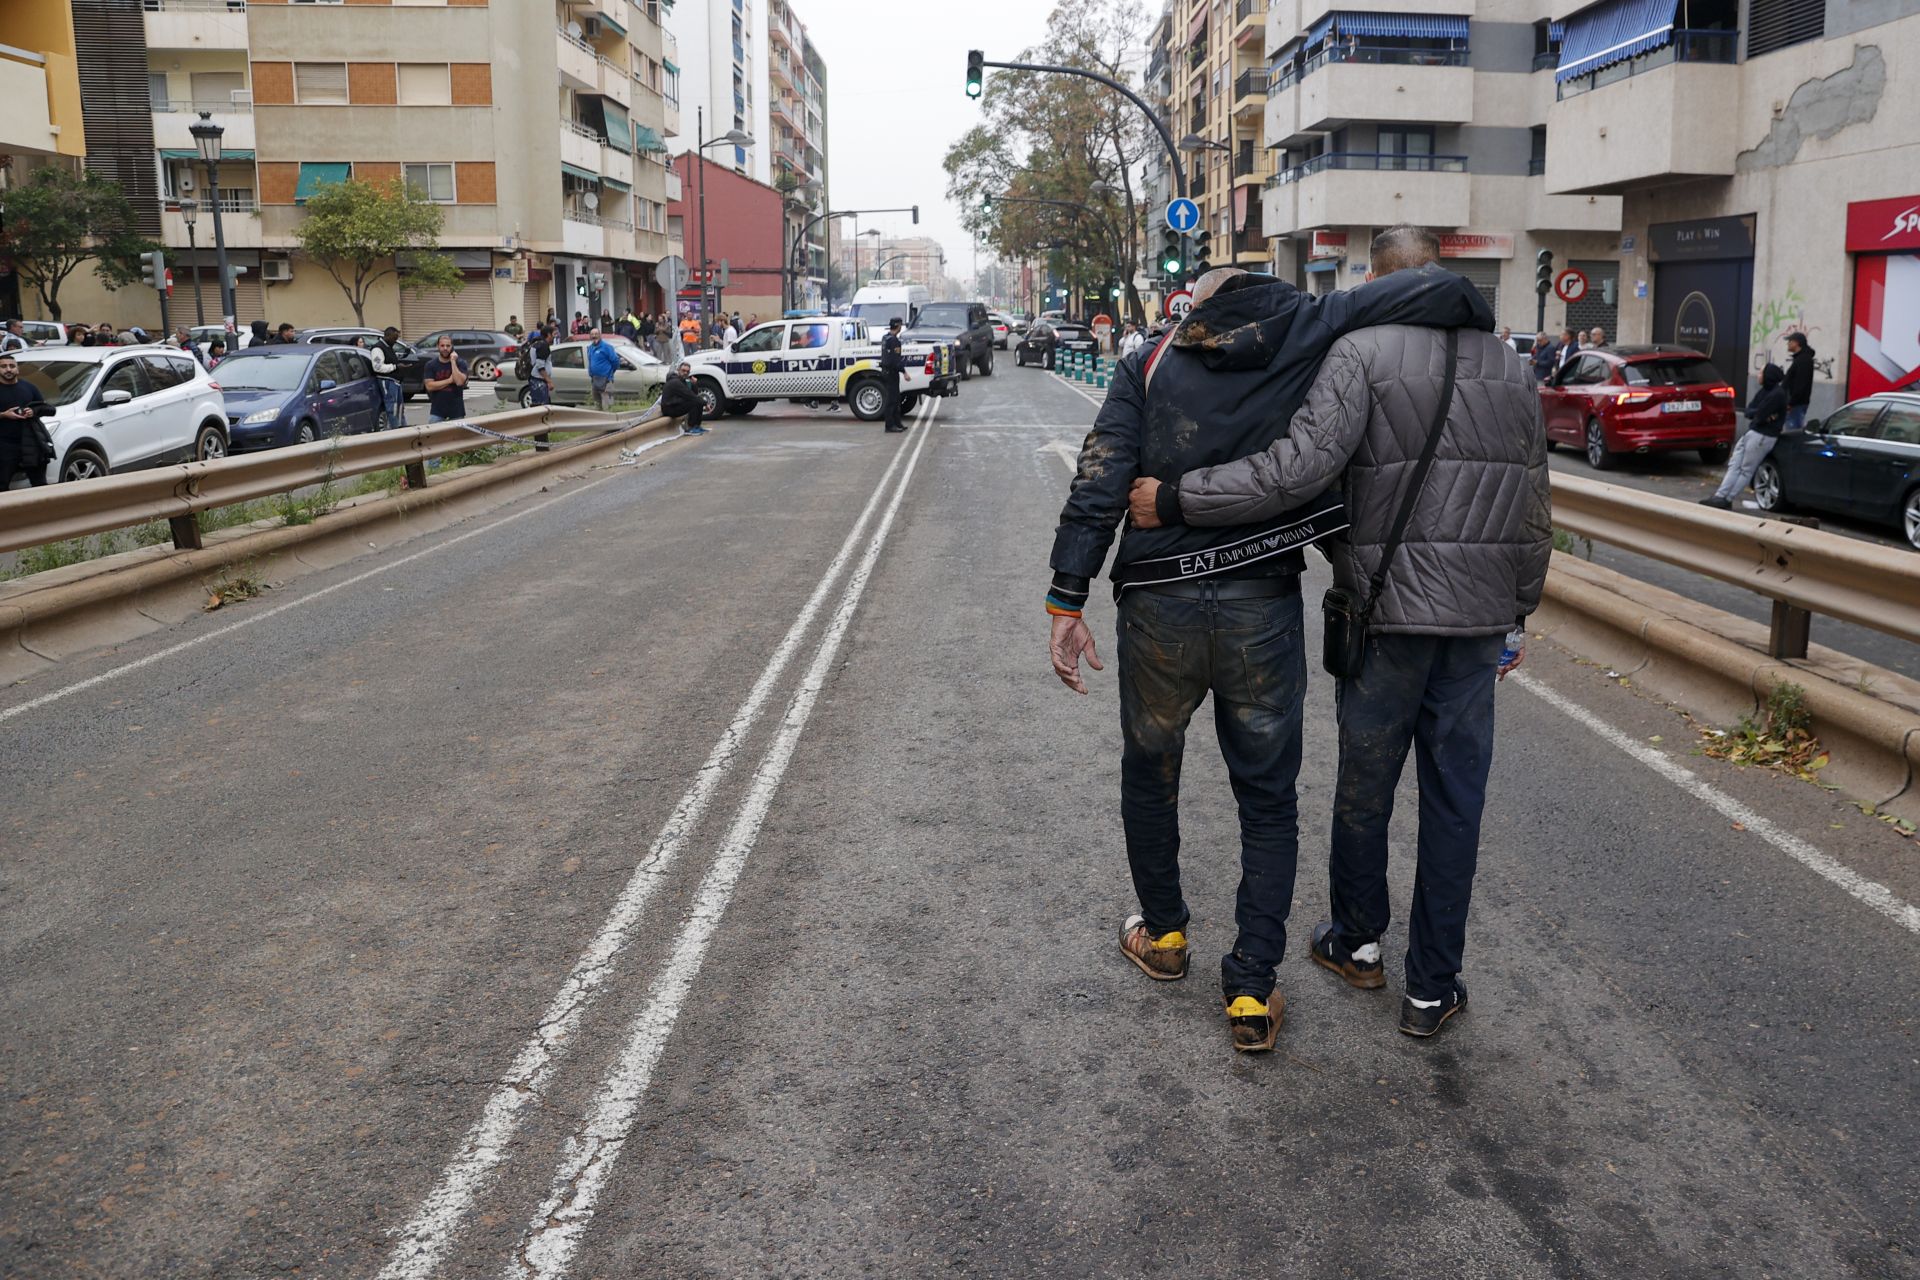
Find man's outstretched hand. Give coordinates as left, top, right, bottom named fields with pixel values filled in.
left=1129, top=477, right=1163, bottom=528
left=1049, top=614, right=1104, bottom=695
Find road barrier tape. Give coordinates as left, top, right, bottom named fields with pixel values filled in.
left=451, top=403, right=664, bottom=453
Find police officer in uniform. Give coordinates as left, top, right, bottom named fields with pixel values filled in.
left=880, top=316, right=908, bottom=433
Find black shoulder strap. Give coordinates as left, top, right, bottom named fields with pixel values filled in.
left=1365, top=327, right=1459, bottom=612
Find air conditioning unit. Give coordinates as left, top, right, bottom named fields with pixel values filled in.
left=262, top=259, right=294, bottom=283
left=582, top=16, right=603, bottom=38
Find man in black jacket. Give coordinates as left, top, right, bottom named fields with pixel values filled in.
left=0, top=353, right=55, bottom=488
left=1782, top=332, right=1815, bottom=433
left=660, top=361, right=706, bottom=435
left=1045, top=264, right=1491, bottom=1053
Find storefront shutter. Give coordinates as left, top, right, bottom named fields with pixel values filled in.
left=1450, top=258, right=1501, bottom=318
left=232, top=273, right=266, bottom=326
left=400, top=281, right=499, bottom=340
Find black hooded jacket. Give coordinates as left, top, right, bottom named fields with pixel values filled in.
left=1785, top=341, right=1815, bottom=408
left=1047, top=266, right=1494, bottom=605
left=1745, top=363, right=1789, bottom=437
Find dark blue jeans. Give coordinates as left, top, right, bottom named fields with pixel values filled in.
left=1330, top=632, right=1501, bottom=1000
left=1116, top=584, right=1305, bottom=1000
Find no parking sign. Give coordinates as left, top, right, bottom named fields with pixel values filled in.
left=1554, top=269, right=1590, bottom=304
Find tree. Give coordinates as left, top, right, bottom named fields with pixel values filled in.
left=0, top=165, right=153, bottom=322
left=292, top=177, right=464, bottom=326
left=942, top=0, right=1155, bottom=323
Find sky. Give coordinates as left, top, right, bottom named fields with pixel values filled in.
left=792, top=0, right=1061, bottom=281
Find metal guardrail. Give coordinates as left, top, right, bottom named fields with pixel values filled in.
left=1551, top=472, right=1920, bottom=650
left=0, top=406, right=645, bottom=557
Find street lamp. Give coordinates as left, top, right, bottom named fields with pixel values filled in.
left=178, top=197, right=205, bottom=326
left=189, top=112, right=236, bottom=330
left=694, top=105, right=754, bottom=338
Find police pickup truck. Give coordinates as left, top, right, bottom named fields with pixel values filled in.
left=682, top=316, right=959, bottom=420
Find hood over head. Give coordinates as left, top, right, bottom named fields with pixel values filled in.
left=1761, top=362, right=1784, bottom=387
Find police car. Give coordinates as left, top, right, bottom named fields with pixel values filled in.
left=682, top=316, right=960, bottom=420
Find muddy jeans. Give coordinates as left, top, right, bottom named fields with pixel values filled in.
left=1329, top=632, right=1502, bottom=1000
left=1116, top=580, right=1305, bottom=1000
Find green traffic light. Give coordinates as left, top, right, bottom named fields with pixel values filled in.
left=1162, top=256, right=1182, bottom=274
left=966, top=79, right=982, bottom=99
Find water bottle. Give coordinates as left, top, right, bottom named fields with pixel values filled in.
left=1498, top=627, right=1526, bottom=675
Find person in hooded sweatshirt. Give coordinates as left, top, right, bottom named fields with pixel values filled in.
left=1781, top=332, right=1815, bottom=433
left=1044, top=254, right=1491, bottom=1055
left=1702, top=362, right=1789, bottom=509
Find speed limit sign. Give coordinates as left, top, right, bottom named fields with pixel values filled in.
left=1554, top=269, right=1589, bottom=304
left=1164, top=289, right=1194, bottom=321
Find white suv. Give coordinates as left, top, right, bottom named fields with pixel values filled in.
left=14, top=346, right=229, bottom=483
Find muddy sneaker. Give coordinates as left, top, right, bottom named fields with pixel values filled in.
left=1309, top=920, right=1386, bottom=990
left=1399, top=982, right=1468, bottom=1038
left=1225, top=993, right=1282, bottom=1053
left=1118, top=914, right=1188, bottom=981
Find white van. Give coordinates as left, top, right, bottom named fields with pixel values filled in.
left=847, top=280, right=930, bottom=330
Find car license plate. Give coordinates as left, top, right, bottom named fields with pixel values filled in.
left=1664, top=400, right=1701, bottom=413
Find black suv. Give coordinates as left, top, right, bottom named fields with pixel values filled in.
left=904, top=302, right=995, bottom=379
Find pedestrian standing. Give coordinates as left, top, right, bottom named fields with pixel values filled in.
left=526, top=328, right=554, bottom=407
left=1555, top=327, right=1581, bottom=372
left=1589, top=326, right=1607, bottom=348
left=504, top=315, right=524, bottom=340
left=1130, top=226, right=1552, bottom=1040
left=660, top=361, right=706, bottom=435
left=879, top=317, right=908, bottom=433
left=678, top=311, right=701, bottom=357
left=721, top=316, right=740, bottom=348
left=367, top=330, right=403, bottom=425
left=206, top=337, right=226, bottom=369
left=1781, top=332, right=1815, bottom=433
left=423, top=334, right=468, bottom=423
left=638, top=310, right=657, bottom=354
left=0, top=353, right=55, bottom=489
left=586, top=328, right=620, bottom=411
left=1529, top=331, right=1555, bottom=382
left=0, top=321, right=27, bottom=354
left=1117, top=321, right=1144, bottom=359
left=1701, top=362, right=1788, bottom=510
left=274, top=322, right=296, bottom=345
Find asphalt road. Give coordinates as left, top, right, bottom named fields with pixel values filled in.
left=3, top=364, right=1917, bottom=1279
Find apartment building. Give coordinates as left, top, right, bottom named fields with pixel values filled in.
left=1182, top=0, right=1279, bottom=270
left=1232, top=0, right=1915, bottom=409
left=0, top=0, right=87, bottom=320
left=767, top=0, right=829, bottom=309
left=667, top=0, right=767, bottom=179
left=31, top=0, right=685, bottom=336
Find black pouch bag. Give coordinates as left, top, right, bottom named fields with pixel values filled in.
left=1319, top=328, right=1459, bottom=679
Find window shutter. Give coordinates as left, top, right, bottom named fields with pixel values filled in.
left=1747, top=0, right=1823, bottom=58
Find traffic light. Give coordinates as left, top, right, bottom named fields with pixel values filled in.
left=965, top=50, right=984, bottom=99
left=1192, top=229, right=1213, bottom=274
left=140, top=250, right=166, bottom=292
left=1535, top=248, right=1554, bottom=297
left=1160, top=230, right=1183, bottom=276
left=1109, top=284, right=1122, bottom=300
left=982, top=194, right=994, bottom=210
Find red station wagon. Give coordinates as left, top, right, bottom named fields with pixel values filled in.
left=1539, top=345, right=1737, bottom=471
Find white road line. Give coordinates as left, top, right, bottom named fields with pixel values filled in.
left=1512, top=672, right=1920, bottom=936
left=1037, top=441, right=1081, bottom=474
left=503, top=404, right=941, bottom=1279
left=0, top=433, right=695, bottom=724
left=375, top=397, right=934, bottom=1279
left=1050, top=371, right=1106, bottom=408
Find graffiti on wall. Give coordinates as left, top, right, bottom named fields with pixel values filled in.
left=1750, top=280, right=1834, bottom=377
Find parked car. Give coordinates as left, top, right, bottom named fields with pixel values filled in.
left=13, top=345, right=228, bottom=483
left=902, top=302, right=995, bottom=379
left=1538, top=344, right=1736, bottom=471
left=297, top=326, right=430, bottom=397
left=214, top=343, right=392, bottom=451
left=987, top=311, right=1017, bottom=349
left=494, top=338, right=667, bottom=409
left=1015, top=321, right=1099, bottom=369
left=411, top=329, right=519, bottom=381
left=1752, top=392, right=1920, bottom=550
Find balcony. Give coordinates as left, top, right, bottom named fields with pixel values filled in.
left=161, top=204, right=263, bottom=251
left=152, top=102, right=254, bottom=154
left=664, top=167, right=682, bottom=202
left=663, top=97, right=680, bottom=139
left=1234, top=146, right=1277, bottom=186
left=1296, top=51, right=1472, bottom=138
left=0, top=48, right=60, bottom=158
left=562, top=213, right=606, bottom=259
left=143, top=0, right=249, bottom=52
left=1522, top=178, right=1623, bottom=232
left=1262, top=152, right=1469, bottom=235
left=597, top=56, right=632, bottom=107
left=561, top=119, right=603, bottom=174
left=1231, top=68, right=1267, bottom=118
left=558, top=28, right=598, bottom=91
left=601, top=145, right=633, bottom=187
left=771, top=96, right=799, bottom=129
left=1234, top=0, right=1266, bottom=44
left=1545, top=35, right=1740, bottom=194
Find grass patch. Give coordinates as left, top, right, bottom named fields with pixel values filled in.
left=1699, top=682, right=1830, bottom=781
left=1552, top=527, right=1595, bottom=560
left=203, top=564, right=267, bottom=612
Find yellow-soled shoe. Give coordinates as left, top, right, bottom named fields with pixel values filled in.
left=1225, top=993, right=1282, bottom=1053
left=1118, top=914, right=1189, bottom=981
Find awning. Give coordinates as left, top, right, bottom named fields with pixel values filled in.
left=1556, top=0, right=1676, bottom=82
left=1549, top=20, right=1565, bottom=40
left=595, top=8, right=626, bottom=35
left=1305, top=13, right=1336, bottom=45
left=294, top=162, right=350, bottom=202
left=160, top=148, right=254, bottom=162
left=561, top=162, right=599, bottom=183
left=1332, top=11, right=1469, bottom=38
left=600, top=174, right=632, bottom=192
left=633, top=125, right=668, bottom=153
left=1304, top=258, right=1340, bottom=273
left=661, top=58, right=679, bottom=75
left=603, top=107, right=632, bottom=151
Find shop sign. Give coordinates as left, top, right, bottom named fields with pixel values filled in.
left=1437, top=233, right=1514, bottom=259
left=1308, top=230, right=1348, bottom=259
left=1845, top=195, right=1920, bottom=253
left=1648, top=215, right=1756, bottom=262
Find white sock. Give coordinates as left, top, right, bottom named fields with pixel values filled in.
left=1353, top=942, right=1381, bottom=964
left=1407, top=995, right=1443, bottom=1009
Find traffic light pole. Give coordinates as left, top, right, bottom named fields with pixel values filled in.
left=789, top=205, right=919, bottom=314
left=977, top=58, right=1188, bottom=202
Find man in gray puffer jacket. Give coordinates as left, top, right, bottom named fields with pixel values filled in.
left=1130, top=225, right=1552, bottom=1039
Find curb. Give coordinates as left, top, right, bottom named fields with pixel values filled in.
left=0, top=416, right=683, bottom=690
left=1533, top=551, right=1920, bottom=824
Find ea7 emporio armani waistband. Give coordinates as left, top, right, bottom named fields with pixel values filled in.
left=1112, top=500, right=1350, bottom=593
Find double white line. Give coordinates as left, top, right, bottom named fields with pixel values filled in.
left=379, top=397, right=941, bottom=1279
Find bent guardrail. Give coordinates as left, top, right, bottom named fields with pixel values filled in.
left=0, top=405, right=655, bottom=556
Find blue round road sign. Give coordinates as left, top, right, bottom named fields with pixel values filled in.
left=1165, top=199, right=1200, bottom=233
